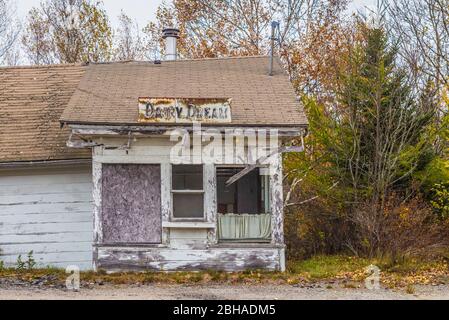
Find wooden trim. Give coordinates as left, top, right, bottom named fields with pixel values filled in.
left=96, top=246, right=284, bottom=272
left=69, top=124, right=307, bottom=137
left=162, top=222, right=215, bottom=229
left=170, top=164, right=206, bottom=221
left=205, top=163, right=218, bottom=244
left=161, top=163, right=171, bottom=245
left=92, top=160, right=102, bottom=271
left=95, top=243, right=168, bottom=248
left=270, top=152, right=284, bottom=245
left=170, top=217, right=207, bottom=222
left=279, top=247, right=286, bottom=272
left=171, top=190, right=205, bottom=194
left=0, top=159, right=91, bottom=169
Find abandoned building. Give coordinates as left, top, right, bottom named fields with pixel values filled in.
left=0, top=29, right=308, bottom=272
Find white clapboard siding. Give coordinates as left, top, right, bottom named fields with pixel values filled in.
left=0, top=166, right=93, bottom=270
left=169, top=229, right=209, bottom=249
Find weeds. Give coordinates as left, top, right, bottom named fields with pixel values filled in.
left=16, top=251, right=36, bottom=271
left=406, top=284, right=416, bottom=294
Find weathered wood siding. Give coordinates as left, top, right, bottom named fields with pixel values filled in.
left=0, top=166, right=93, bottom=269
left=102, top=164, right=161, bottom=244
left=91, top=136, right=286, bottom=272
left=96, top=246, right=283, bottom=272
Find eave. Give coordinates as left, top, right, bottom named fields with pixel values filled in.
left=64, top=123, right=308, bottom=138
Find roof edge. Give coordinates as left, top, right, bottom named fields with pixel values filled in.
left=0, top=158, right=91, bottom=169
left=1, top=55, right=273, bottom=70
left=61, top=120, right=308, bottom=128
left=0, top=62, right=89, bottom=70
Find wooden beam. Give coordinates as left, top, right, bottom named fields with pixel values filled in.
left=225, top=145, right=304, bottom=187
left=69, top=124, right=307, bottom=138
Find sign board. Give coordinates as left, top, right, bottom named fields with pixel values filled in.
left=138, top=98, right=232, bottom=123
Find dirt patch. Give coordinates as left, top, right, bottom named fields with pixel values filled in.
left=1, top=283, right=448, bottom=300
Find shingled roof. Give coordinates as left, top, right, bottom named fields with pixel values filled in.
left=0, top=56, right=307, bottom=163
left=0, top=64, right=90, bottom=163
left=61, top=56, right=308, bottom=127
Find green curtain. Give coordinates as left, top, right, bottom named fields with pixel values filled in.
left=218, top=214, right=272, bottom=240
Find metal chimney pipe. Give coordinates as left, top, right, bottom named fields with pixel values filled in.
left=162, top=27, right=180, bottom=61
left=269, top=21, right=279, bottom=76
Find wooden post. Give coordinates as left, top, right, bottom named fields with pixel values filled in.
left=92, top=159, right=102, bottom=271
left=161, top=162, right=171, bottom=245
left=270, top=152, right=284, bottom=245
left=204, top=163, right=218, bottom=244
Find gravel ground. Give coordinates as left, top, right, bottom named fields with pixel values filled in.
left=0, top=283, right=448, bottom=300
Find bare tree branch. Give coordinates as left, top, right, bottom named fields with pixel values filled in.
left=0, top=0, right=20, bottom=64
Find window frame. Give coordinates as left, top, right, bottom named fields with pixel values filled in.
left=215, top=164, right=273, bottom=243
left=215, top=165, right=271, bottom=215
left=170, top=164, right=206, bottom=222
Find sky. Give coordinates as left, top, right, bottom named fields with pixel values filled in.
left=15, top=0, right=377, bottom=30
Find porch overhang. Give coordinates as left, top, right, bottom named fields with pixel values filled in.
left=63, top=123, right=308, bottom=138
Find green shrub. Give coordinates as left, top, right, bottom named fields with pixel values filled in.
left=430, top=183, right=449, bottom=219
left=16, top=251, right=36, bottom=271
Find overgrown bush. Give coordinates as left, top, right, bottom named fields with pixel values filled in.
left=429, top=183, right=449, bottom=219
left=285, top=202, right=351, bottom=260
left=285, top=194, right=449, bottom=261
left=349, top=195, right=449, bottom=261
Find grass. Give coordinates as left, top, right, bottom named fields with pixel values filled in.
left=0, top=255, right=448, bottom=289
left=287, top=255, right=371, bottom=279
left=406, top=284, right=416, bottom=294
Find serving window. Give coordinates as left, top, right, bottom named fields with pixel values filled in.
left=216, top=167, right=271, bottom=242
left=172, top=165, right=204, bottom=220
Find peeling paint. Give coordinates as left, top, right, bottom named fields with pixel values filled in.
left=138, top=98, right=232, bottom=124
left=96, top=246, right=282, bottom=272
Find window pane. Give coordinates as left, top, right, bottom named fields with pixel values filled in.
left=173, top=194, right=204, bottom=218
left=237, top=170, right=260, bottom=214
left=172, top=165, right=203, bottom=190
left=217, top=167, right=267, bottom=214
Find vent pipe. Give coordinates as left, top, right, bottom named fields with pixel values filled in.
left=269, top=21, right=280, bottom=76
left=162, top=27, right=180, bottom=61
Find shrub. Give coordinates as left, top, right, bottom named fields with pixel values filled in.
left=349, top=194, right=449, bottom=261
left=430, top=183, right=449, bottom=219
left=285, top=200, right=352, bottom=260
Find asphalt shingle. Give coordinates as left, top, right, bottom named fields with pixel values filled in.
left=0, top=56, right=307, bottom=163
left=61, top=56, right=308, bottom=127
left=0, top=64, right=90, bottom=163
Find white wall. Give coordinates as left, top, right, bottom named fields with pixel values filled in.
left=0, top=165, right=93, bottom=270
left=91, top=136, right=285, bottom=272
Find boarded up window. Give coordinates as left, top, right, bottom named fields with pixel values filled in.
left=102, top=164, right=161, bottom=244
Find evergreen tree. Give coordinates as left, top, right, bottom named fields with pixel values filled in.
left=334, top=26, right=434, bottom=209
